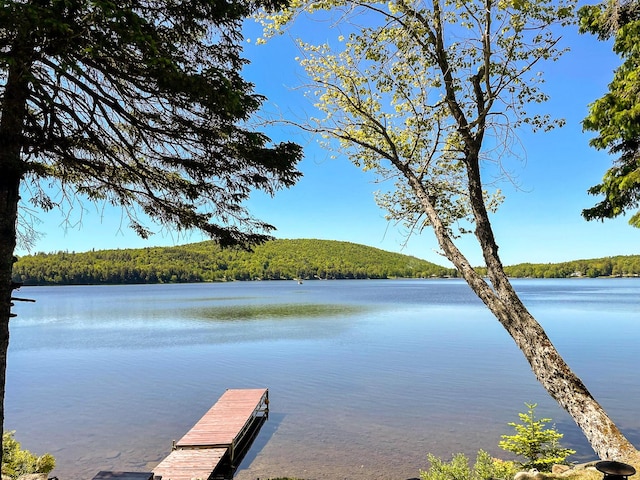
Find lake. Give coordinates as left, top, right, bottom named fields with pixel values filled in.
left=6, top=278, right=640, bottom=480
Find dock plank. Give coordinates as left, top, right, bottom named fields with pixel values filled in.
left=176, top=388, right=268, bottom=449
left=152, top=448, right=227, bottom=480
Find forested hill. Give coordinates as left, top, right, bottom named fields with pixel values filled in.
left=12, top=239, right=456, bottom=285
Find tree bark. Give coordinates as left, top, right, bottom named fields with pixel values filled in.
left=487, top=286, right=638, bottom=462
left=463, top=156, right=637, bottom=460
left=408, top=150, right=638, bottom=461
left=0, top=41, right=32, bottom=465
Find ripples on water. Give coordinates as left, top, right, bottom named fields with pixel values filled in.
left=6, top=279, right=640, bottom=480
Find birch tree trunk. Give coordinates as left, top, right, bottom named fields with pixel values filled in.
left=406, top=147, right=639, bottom=461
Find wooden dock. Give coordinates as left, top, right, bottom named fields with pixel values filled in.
left=152, top=388, right=269, bottom=480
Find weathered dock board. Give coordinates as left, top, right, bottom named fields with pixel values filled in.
left=176, top=388, right=268, bottom=451
left=153, top=388, right=269, bottom=480
left=152, top=449, right=227, bottom=480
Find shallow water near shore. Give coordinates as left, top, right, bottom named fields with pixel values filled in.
left=6, top=278, right=640, bottom=480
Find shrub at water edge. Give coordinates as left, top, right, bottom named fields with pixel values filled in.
left=420, top=450, right=519, bottom=480
left=2, top=432, right=55, bottom=480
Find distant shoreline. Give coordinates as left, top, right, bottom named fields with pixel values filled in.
left=15, top=274, right=640, bottom=287
left=12, top=238, right=640, bottom=285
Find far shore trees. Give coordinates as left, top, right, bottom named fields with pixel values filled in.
left=259, top=0, right=639, bottom=461
left=0, top=0, right=303, bottom=465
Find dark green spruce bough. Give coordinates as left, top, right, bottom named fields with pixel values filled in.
left=579, top=0, right=640, bottom=227
left=0, top=0, right=303, bottom=466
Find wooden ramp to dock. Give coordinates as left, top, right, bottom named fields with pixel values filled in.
left=153, top=388, right=269, bottom=480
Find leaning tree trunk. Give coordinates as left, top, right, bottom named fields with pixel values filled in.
left=404, top=154, right=638, bottom=462
left=0, top=41, right=32, bottom=466
left=464, top=155, right=638, bottom=461
left=470, top=270, right=637, bottom=460
left=487, top=283, right=637, bottom=461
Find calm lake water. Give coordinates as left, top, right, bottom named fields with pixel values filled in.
left=6, top=279, right=640, bottom=480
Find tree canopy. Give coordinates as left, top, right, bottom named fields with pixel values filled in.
left=1, top=0, right=303, bottom=247
left=579, top=0, right=640, bottom=227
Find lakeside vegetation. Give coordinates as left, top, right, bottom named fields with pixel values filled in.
left=11, top=238, right=640, bottom=285
left=498, top=256, right=640, bottom=279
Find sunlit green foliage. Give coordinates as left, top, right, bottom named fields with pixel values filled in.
left=258, top=0, right=573, bottom=239
left=12, top=239, right=455, bottom=284
left=420, top=450, right=518, bottom=480
left=579, top=0, right=640, bottom=227
left=499, top=403, right=575, bottom=471
left=2, top=431, right=55, bottom=480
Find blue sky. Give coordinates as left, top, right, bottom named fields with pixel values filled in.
left=15, top=9, right=639, bottom=267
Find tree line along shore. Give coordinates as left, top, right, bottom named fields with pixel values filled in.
left=11, top=238, right=640, bottom=286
